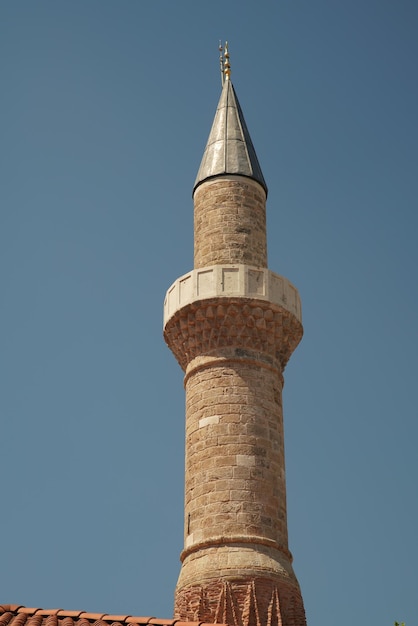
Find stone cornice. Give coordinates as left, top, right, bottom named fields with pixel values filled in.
left=180, top=534, right=293, bottom=564
left=164, top=265, right=302, bottom=326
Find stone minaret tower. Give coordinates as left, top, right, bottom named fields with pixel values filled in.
left=164, top=45, right=307, bottom=626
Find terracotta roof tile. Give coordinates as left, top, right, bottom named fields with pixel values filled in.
left=10, top=616, right=27, bottom=626
left=0, top=614, right=13, bottom=626
left=74, top=620, right=90, bottom=626
left=14, top=610, right=36, bottom=616
left=60, top=619, right=76, bottom=626
left=0, top=607, right=227, bottom=626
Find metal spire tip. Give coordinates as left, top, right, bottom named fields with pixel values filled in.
left=219, top=41, right=231, bottom=85
left=224, top=41, right=231, bottom=80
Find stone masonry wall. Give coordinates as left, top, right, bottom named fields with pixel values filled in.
left=193, top=177, right=267, bottom=269
left=183, top=353, right=288, bottom=552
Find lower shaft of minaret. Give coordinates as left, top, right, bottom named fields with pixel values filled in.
left=173, top=350, right=306, bottom=626
left=193, top=177, right=267, bottom=269
left=183, top=351, right=288, bottom=555
left=164, top=285, right=306, bottom=625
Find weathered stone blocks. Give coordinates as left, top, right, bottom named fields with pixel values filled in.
left=194, top=177, right=267, bottom=269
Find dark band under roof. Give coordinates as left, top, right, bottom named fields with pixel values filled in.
left=193, top=79, right=268, bottom=196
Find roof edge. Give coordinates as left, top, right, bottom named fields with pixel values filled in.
left=0, top=606, right=229, bottom=626
left=193, top=172, right=268, bottom=197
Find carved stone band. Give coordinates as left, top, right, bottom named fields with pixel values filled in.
left=164, top=264, right=302, bottom=326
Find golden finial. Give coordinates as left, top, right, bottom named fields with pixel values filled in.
left=219, top=41, right=225, bottom=86
left=224, top=41, right=231, bottom=80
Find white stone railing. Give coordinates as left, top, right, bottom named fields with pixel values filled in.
left=164, top=264, right=302, bottom=325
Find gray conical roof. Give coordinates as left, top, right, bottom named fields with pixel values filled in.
left=193, top=79, right=268, bottom=195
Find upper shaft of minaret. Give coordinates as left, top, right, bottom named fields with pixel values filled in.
left=193, top=78, right=269, bottom=270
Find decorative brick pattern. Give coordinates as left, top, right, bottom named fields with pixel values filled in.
left=163, top=298, right=302, bottom=373
left=174, top=578, right=306, bottom=626
left=194, top=177, right=267, bottom=269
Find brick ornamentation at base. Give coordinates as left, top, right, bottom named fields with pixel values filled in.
left=175, top=578, right=306, bottom=626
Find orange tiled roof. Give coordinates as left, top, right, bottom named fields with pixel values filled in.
left=0, top=607, right=226, bottom=626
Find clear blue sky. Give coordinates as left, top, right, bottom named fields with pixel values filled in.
left=1, top=2, right=417, bottom=625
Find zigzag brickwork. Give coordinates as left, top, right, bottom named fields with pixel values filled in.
left=174, top=578, right=306, bottom=626
left=163, top=298, right=302, bottom=374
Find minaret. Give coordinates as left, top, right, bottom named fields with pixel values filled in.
left=164, top=44, right=307, bottom=626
